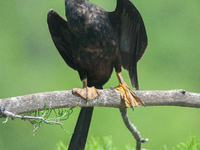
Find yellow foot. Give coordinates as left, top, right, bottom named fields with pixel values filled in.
left=114, top=82, right=144, bottom=108
left=73, top=86, right=99, bottom=100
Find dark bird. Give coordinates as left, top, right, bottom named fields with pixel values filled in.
left=47, top=0, right=147, bottom=149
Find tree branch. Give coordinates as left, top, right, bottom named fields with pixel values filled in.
left=1, top=108, right=62, bottom=125
left=0, top=88, right=199, bottom=118
left=119, top=108, right=149, bottom=150
left=1, top=88, right=200, bottom=150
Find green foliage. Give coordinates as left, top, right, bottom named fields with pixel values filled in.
left=85, top=136, right=116, bottom=150
left=164, top=135, right=200, bottom=150
left=55, top=135, right=200, bottom=150
left=56, top=141, right=68, bottom=150
left=55, top=136, right=134, bottom=150
left=23, top=104, right=73, bottom=135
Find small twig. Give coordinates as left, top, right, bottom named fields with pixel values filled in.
left=0, top=108, right=62, bottom=125
left=119, top=108, right=148, bottom=150
left=32, top=123, right=36, bottom=135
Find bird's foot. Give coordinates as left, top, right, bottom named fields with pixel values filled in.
left=73, top=86, right=99, bottom=100
left=114, top=82, right=144, bottom=108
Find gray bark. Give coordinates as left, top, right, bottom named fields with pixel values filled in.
left=0, top=88, right=199, bottom=150
left=0, top=88, right=199, bottom=117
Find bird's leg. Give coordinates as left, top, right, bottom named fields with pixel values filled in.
left=73, top=78, right=99, bottom=100
left=114, top=72, right=144, bottom=108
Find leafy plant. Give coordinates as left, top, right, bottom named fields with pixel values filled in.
left=55, top=136, right=135, bottom=150
left=56, top=135, right=200, bottom=150
left=164, top=135, right=200, bottom=150
left=23, top=103, right=74, bottom=134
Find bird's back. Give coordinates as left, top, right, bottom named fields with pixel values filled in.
left=65, top=0, right=121, bottom=87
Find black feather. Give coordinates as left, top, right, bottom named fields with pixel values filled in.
left=47, top=0, right=147, bottom=149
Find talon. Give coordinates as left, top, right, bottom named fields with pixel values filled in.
left=78, top=97, right=81, bottom=103
left=73, top=86, right=99, bottom=100
left=114, top=72, right=144, bottom=108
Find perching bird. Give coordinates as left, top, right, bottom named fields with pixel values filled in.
left=47, top=0, right=147, bottom=149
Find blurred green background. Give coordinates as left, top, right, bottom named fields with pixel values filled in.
left=1, top=0, right=200, bottom=149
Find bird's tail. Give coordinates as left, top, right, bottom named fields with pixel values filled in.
left=68, top=107, right=94, bottom=150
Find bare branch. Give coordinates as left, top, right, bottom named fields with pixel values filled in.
left=0, top=88, right=199, bottom=118
left=1, top=88, right=199, bottom=150
left=1, top=108, right=62, bottom=125
left=119, top=108, right=148, bottom=150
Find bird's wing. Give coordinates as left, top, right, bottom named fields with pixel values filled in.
left=107, top=0, right=147, bottom=89
left=47, top=9, right=77, bottom=70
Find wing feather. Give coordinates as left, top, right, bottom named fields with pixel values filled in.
left=47, top=9, right=77, bottom=70
left=108, top=0, right=147, bottom=89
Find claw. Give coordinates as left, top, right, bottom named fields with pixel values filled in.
left=114, top=72, right=144, bottom=108
left=73, top=86, right=99, bottom=100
